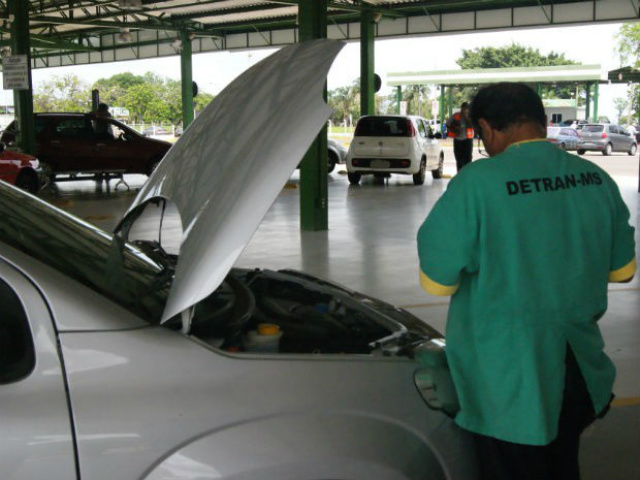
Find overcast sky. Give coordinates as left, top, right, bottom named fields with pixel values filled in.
left=3, top=21, right=631, bottom=120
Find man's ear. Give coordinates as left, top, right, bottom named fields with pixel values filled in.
left=478, top=118, right=492, bottom=142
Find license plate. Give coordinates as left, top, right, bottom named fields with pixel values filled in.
left=371, top=159, right=389, bottom=169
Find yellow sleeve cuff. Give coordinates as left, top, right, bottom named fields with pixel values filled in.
left=609, top=258, right=636, bottom=282
left=419, top=270, right=459, bottom=296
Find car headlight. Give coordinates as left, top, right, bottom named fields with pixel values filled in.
left=413, top=339, right=460, bottom=417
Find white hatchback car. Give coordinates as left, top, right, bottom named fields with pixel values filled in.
left=346, top=115, right=444, bottom=185
left=0, top=40, right=475, bottom=480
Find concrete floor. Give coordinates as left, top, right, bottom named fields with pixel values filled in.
left=40, top=154, right=639, bottom=479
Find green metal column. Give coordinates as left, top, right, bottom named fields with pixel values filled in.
left=439, top=85, right=445, bottom=126
left=536, top=83, right=542, bottom=96
left=8, top=0, right=35, bottom=155
left=396, top=86, right=402, bottom=114
left=592, top=82, right=599, bottom=122
left=360, top=10, right=375, bottom=116
left=180, top=30, right=194, bottom=128
left=585, top=82, right=591, bottom=122
left=298, top=0, right=328, bottom=231
left=447, top=87, right=453, bottom=117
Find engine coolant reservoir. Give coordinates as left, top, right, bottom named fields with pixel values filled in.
left=244, top=323, right=283, bottom=353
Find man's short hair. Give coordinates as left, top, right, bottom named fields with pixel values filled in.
left=461, top=102, right=470, bottom=109
left=469, top=83, right=546, bottom=133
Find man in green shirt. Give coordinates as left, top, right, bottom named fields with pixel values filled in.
left=417, top=83, right=636, bottom=480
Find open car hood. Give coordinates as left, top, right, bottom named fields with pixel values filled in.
left=118, top=39, right=344, bottom=323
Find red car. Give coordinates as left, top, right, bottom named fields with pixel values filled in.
left=0, top=144, right=42, bottom=193
left=1, top=113, right=172, bottom=180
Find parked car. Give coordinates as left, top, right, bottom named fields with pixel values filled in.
left=142, top=126, right=171, bottom=136
left=327, top=137, right=347, bottom=172
left=577, top=123, right=637, bottom=156
left=346, top=115, right=444, bottom=185
left=0, top=40, right=474, bottom=480
left=0, top=143, right=44, bottom=193
left=0, top=113, right=172, bottom=179
left=558, top=119, right=587, bottom=129
left=546, top=126, right=579, bottom=150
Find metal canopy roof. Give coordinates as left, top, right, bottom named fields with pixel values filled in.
left=387, top=64, right=607, bottom=86
left=2, top=0, right=640, bottom=68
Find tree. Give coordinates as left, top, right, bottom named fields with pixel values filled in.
left=455, top=43, right=583, bottom=104
left=613, top=97, right=630, bottom=124
left=328, top=79, right=360, bottom=126
left=33, top=74, right=92, bottom=112
left=615, top=23, right=640, bottom=121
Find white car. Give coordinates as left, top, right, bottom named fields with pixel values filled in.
left=346, top=115, right=445, bottom=185
left=0, top=40, right=474, bottom=480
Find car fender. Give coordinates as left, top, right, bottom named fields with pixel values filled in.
left=143, top=413, right=448, bottom=480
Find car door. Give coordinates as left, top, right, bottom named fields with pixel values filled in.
left=419, top=119, right=439, bottom=169
left=47, top=117, right=98, bottom=173
left=0, top=259, right=77, bottom=480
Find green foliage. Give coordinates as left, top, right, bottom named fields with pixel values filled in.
left=33, top=71, right=214, bottom=126
left=328, top=79, right=360, bottom=126
left=455, top=43, right=583, bottom=104
left=33, top=74, right=92, bottom=112
left=615, top=23, right=640, bottom=122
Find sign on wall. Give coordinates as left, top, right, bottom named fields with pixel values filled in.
left=2, top=55, right=29, bottom=90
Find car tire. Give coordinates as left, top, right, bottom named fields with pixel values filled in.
left=628, top=144, right=637, bottom=156
left=432, top=153, right=444, bottom=179
left=413, top=158, right=426, bottom=186
left=577, top=149, right=586, bottom=155
left=15, top=170, right=39, bottom=194
left=327, top=151, right=337, bottom=173
left=560, top=142, right=566, bottom=150
left=603, top=143, right=612, bottom=156
left=146, top=158, right=162, bottom=176
left=347, top=172, right=361, bottom=185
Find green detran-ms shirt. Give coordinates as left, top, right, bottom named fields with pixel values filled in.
left=417, top=140, right=636, bottom=445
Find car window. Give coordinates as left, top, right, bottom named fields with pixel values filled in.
left=608, top=125, right=617, bottom=134
left=354, top=117, right=411, bottom=137
left=53, top=118, right=92, bottom=137
left=582, top=125, right=604, bottom=133
left=0, top=278, right=35, bottom=384
left=34, top=117, right=48, bottom=135
left=417, top=120, right=426, bottom=137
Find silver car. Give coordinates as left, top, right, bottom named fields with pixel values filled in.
left=546, top=126, right=579, bottom=150
left=0, top=40, right=474, bottom=480
left=577, top=123, right=638, bottom=156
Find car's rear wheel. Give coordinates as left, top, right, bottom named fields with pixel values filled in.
left=432, top=153, right=444, bottom=179
left=347, top=172, right=361, bottom=185
left=15, top=170, right=39, bottom=194
left=327, top=151, right=338, bottom=173
left=413, top=158, right=426, bottom=185
left=577, top=149, right=586, bottom=155
left=603, top=143, right=612, bottom=156
left=146, top=157, right=162, bottom=176
left=628, top=143, right=637, bottom=156
left=560, top=142, right=566, bottom=150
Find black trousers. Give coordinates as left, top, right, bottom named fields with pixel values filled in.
left=453, top=139, right=473, bottom=171
left=472, top=347, right=604, bottom=480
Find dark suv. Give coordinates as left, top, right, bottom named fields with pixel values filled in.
left=0, top=113, right=172, bottom=180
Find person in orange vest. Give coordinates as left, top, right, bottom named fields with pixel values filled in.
left=446, top=102, right=474, bottom=171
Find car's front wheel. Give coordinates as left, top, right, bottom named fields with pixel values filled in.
left=432, top=153, right=444, bottom=179
left=628, top=143, right=637, bottom=156
left=577, top=149, right=586, bottom=155
left=603, top=143, right=612, bottom=156
left=327, top=151, right=338, bottom=173
left=413, top=158, right=426, bottom=185
left=15, top=170, right=39, bottom=194
left=347, top=172, right=361, bottom=185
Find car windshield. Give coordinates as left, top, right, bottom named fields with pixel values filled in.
left=583, top=125, right=604, bottom=133
left=0, top=185, right=168, bottom=323
left=355, top=117, right=412, bottom=137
